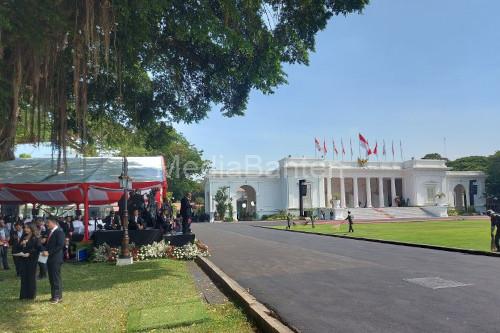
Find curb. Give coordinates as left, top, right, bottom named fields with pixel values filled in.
left=256, top=226, right=500, bottom=258
left=195, top=256, right=295, bottom=333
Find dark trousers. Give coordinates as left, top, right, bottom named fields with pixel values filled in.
left=12, top=254, right=21, bottom=276
left=19, top=258, right=37, bottom=299
left=181, top=216, right=191, bottom=234
left=495, top=228, right=500, bottom=250
left=47, top=261, right=62, bottom=300
left=0, top=246, right=9, bottom=269
left=348, top=223, right=354, bottom=232
left=38, top=262, right=47, bottom=278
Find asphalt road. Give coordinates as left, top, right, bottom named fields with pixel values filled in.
left=192, top=222, right=500, bottom=333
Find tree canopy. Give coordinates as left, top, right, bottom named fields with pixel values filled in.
left=444, top=153, right=500, bottom=198
left=0, top=0, right=369, bottom=162
left=446, top=156, right=490, bottom=172
left=422, top=153, right=445, bottom=160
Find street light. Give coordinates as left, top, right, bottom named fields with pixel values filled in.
left=118, top=157, right=133, bottom=265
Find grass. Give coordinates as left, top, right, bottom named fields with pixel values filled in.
left=0, top=258, right=255, bottom=333
left=273, top=219, right=494, bottom=252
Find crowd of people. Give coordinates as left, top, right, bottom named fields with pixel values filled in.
left=93, top=191, right=194, bottom=235
left=0, top=190, right=200, bottom=302
left=0, top=216, right=65, bottom=303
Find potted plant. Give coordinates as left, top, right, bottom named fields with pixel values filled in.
left=435, top=192, right=447, bottom=206
left=330, top=194, right=341, bottom=209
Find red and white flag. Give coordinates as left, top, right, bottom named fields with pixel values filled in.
left=314, top=138, right=321, bottom=152
left=341, top=139, right=346, bottom=156
left=358, top=133, right=372, bottom=155
left=323, top=139, right=328, bottom=155
left=373, top=141, right=378, bottom=155
left=382, top=140, right=387, bottom=156
left=333, top=140, right=338, bottom=155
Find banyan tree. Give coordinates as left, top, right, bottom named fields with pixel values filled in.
left=0, top=0, right=367, bottom=164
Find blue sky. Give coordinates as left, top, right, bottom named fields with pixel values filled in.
left=176, top=0, right=500, bottom=168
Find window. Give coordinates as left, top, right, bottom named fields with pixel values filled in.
left=426, top=186, right=436, bottom=204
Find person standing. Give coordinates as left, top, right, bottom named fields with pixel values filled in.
left=10, top=222, right=24, bottom=277
left=286, top=213, right=292, bottom=230
left=345, top=211, right=354, bottom=233
left=41, top=218, right=65, bottom=304
left=18, top=223, right=40, bottom=300
left=487, top=210, right=500, bottom=252
left=180, top=192, right=193, bottom=234
left=0, top=218, right=10, bottom=270
left=34, top=219, right=47, bottom=279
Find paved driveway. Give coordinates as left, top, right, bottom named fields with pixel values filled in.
left=193, top=222, right=500, bottom=333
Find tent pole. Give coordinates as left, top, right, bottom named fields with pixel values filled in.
left=83, top=184, right=90, bottom=241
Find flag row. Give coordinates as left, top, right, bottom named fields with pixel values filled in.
left=314, top=133, right=404, bottom=160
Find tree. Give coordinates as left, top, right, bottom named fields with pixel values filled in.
left=446, top=156, right=489, bottom=172
left=214, top=186, right=231, bottom=221
left=0, top=1, right=369, bottom=162
left=445, top=153, right=499, bottom=197
left=82, top=118, right=208, bottom=199
left=486, top=152, right=500, bottom=197
left=422, top=153, right=444, bottom=160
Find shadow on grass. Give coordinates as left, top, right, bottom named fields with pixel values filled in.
left=0, top=259, right=181, bottom=333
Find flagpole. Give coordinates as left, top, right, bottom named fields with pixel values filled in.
left=350, top=138, right=353, bottom=161
left=358, top=140, right=361, bottom=160
left=314, top=138, right=317, bottom=159
left=400, top=140, right=404, bottom=161
left=331, top=139, right=333, bottom=161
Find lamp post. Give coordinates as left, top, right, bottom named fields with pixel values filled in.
left=118, top=157, right=133, bottom=265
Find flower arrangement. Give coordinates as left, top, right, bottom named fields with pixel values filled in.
left=137, top=240, right=172, bottom=260
left=92, top=243, right=111, bottom=262
left=91, top=239, right=209, bottom=263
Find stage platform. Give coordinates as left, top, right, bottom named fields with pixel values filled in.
left=92, top=230, right=195, bottom=247
left=164, top=233, right=195, bottom=247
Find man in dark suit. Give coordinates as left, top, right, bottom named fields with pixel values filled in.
left=41, top=217, right=65, bottom=304
left=180, top=192, right=193, bottom=234
left=104, top=211, right=121, bottom=230
left=10, top=222, right=24, bottom=277
left=60, top=216, right=74, bottom=237
left=128, top=209, right=144, bottom=230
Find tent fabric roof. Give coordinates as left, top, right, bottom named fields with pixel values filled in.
left=0, top=156, right=165, bottom=184
left=0, top=156, right=166, bottom=205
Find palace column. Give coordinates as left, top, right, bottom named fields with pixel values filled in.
left=353, top=177, right=359, bottom=208
left=366, top=177, right=372, bottom=208
left=378, top=177, right=384, bottom=208
left=326, top=178, right=332, bottom=208
left=340, top=177, right=346, bottom=208
left=391, top=177, right=397, bottom=207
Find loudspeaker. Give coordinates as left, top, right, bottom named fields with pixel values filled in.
left=32, top=208, right=39, bottom=216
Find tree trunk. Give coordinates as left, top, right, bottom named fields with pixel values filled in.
left=0, top=50, right=22, bottom=162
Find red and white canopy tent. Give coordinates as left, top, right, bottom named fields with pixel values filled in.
left=0, top=156, right=167, bottom=240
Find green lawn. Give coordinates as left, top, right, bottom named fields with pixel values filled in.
left=274, top=219, right=494, bottom=252
left=0, top=258, right=254, bottom=333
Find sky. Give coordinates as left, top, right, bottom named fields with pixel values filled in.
left=175, top=0, right=500, bottom=169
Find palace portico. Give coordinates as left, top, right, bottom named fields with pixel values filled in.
left=204, top=157, right=486, bottom=221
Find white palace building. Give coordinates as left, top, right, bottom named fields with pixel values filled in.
left=204, top=157, right=486, bottom=221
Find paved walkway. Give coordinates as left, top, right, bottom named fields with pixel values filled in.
left=193, top=222, right=500, bottom=333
